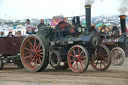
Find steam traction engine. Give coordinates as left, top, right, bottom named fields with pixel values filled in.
left=20, top=5, right=111, bottom=73
left=100, top=15, right=128, bottom=65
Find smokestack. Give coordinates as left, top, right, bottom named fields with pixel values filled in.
left=119, top=15, right=126, bottom=35
left=85, top=5, right=91, bottom=34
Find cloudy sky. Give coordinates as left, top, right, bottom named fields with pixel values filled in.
left=0, top=0, right=127, bottom=19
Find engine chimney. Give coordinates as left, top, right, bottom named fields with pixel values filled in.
left=85, top=5, right=91, bottom=34
left=119, top=15, right=126, bottom=36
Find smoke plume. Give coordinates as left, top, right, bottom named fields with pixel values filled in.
left=85, top=0, right=103, bottom=5
left=118, top=0, right=128, bottom=15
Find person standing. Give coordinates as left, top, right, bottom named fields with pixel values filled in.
left=38, top=19, right=46, bottom=29
left=25, top=19, right=36, bottom=34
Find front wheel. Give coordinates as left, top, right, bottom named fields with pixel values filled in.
left=90, top=44, right=111, bottom=71
left=67, top=45, right=89, bottom=73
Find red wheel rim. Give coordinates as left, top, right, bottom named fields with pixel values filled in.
left=90, top=46, right=109, bottom=70
left=68, top=46, right=88, bottom=72
left=21, top=37, right=44, bottom=71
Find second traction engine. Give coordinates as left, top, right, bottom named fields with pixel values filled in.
left=101, top=15, right=128, bottom=65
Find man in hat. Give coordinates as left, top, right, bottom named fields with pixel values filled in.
left=25, top=19, right=36, bottom=34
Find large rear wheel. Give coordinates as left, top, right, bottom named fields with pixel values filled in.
left=20, top=35, right=49, bottom=72
left=90, top=44, right=111, bottom=71
left=67, top=45, right=89, bottom=73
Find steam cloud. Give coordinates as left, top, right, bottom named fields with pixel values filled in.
left=85, top=0, right=103, bottom=5
left=118, top=0, right=128, bottom=15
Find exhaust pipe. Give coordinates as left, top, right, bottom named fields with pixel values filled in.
left=119, top=15, right=126, bottom=36
left=85, top=5, right=91, bottom=34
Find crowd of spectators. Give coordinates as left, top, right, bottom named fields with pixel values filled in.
left=0, top=19, right=46, bottom=37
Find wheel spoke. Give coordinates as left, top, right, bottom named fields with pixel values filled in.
left=36, top=42, right=41, bottom=50
left=101, top=50, right=105, bottom=57
left=69, top=60, right=75, bottom=63
left=24, top=55, right=33, bottom=59
left=36, top=57, right=42, bottom=64
left=102, top=54, right=108, bottom=57
left=95, top=60, right=99, bottom=67
left=28, top=40, right=34, bottom=50
left=27, top=52, right=31, bottom=54
left=80, top=62, right=84, bottom=69
left=37, top=49, right=43, bottom=52
left=79, top=60, right=86, bottom=65
left=76, top=62, right=78, bottom=70
left=99, top=48, right=103, bottom=58
left=78, top=50, right=84, bottom=57
left=72, top=49, right=76, bottom=56
left=70, top=54, right=76, bottom=57
left=80, top=56, right=86, bottom=59
left=101, top=60, right=106, bottom=67
left=24, top=47, right=32, bottom=52
left=37, top=54, right=43, bottom=58
left=78, top=47, right=80, bottom=54
left=39, top=52, right=43, bottom=54
left=96, top=50, right=100, bottom=56
left=34, top=57, right=37, bottom=67
left=114, top=59, right=117, bottom=63
left=91, top=58, right=97, bottom=63
left=27, top=57, right=33, bottom=63
left=34, top=38, right=37, bottom=49
left=100, top=60, right=102, bottom=69
left=28, top=58, right=34, bottom=67
left=29, top=45, right=33, bottom=50
left=73, top=62, right=77, bottom=68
